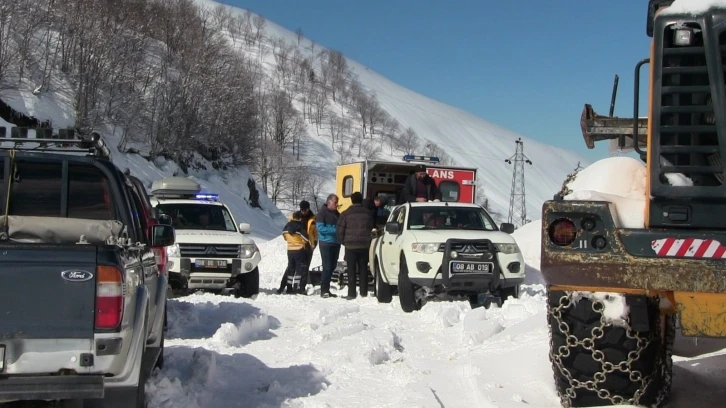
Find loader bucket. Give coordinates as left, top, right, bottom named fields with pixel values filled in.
left=580, top=104, right=648, bottom=149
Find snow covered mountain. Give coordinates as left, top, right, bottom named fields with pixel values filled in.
left=193, top=0, right=589, bottom=221
left=0, top=0, right=586, bottom=239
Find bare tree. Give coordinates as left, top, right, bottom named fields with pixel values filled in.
left=252, top=14, right=266, bottom=44
left=424, top=141, right=454, bottom=166
left=265, top=90, right=305, bottom=152
left=360, top=139, right=381, bottom=160
left=328, top=115, right=350, bottom=149
left=397, top=126, right=421, bottom=155
left=382, top=117, right=401, bottom=154
left=310, top=85, right=329, bottom=134
left=295, top=27, right=303, bottom=45
left=334, top=139, right=353, bottom=165
left=305, top=170, right=328, bottom=210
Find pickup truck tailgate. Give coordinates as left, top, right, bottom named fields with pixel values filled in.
left=0, top=246, right=98, bottom=340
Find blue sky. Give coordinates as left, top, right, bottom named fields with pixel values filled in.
left=225, top=0, right=652, bottom=164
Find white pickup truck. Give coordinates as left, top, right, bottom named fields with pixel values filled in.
left=149, top=177, right=261, bottom=298
left=371, top=201, right=525, bottom=312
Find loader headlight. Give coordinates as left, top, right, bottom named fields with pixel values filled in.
left=411, top=243, right=440, bottom=254
left=166, top=243, right=180, bottom=258
left=239, top=244, right=258, bottom=258
left=674, top=27, right=693, bottom=46
left=495, top=243, right=520, bottom=254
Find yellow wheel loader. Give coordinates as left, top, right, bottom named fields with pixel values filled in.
left=543, top=1, right=726, bottom=406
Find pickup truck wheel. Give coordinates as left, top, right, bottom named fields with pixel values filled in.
left=236, top=268, right=260, bottom=298
left=499, top=285, right=520, bottom=303
left=547, top=290, right=672, bottom=408
left=374, top=257, right=392, bottom=303
left=398, top=256, right=421, bottom=313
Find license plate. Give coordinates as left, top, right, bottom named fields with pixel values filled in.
left=0, top=345, right=5, bottom=371
left=195, top=259, right=228, bottom=269
left=450, top=261, right=493, bottom=273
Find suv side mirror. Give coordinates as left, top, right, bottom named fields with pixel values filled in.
left=385, top=221, right=400, bottom=235
left=151, top=224, right=175, bottom=247
left=500, top=223, right=515, bottom=234
left=239, top=222, right=252, bottom=234
left=158, top=214, right=172, bottom=226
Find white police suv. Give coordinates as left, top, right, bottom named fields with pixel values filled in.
left=149, top=176, right=261, bottom=298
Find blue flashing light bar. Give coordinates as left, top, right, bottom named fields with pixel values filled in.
left=195, top=193, right=219, bottom=201
left=403, top=155, right=440, bottom=163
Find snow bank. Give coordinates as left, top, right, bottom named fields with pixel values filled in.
left=661, top=0, right=726, bottom=15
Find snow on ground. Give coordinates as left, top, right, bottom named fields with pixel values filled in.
left=147, top=157, right=726, bottom=408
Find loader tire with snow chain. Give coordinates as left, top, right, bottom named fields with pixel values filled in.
left=546, top=290, right=672, bottom=407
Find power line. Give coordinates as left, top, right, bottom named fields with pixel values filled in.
left=505, top=138, right=532, bottom=228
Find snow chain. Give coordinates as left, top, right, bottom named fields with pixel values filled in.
left=547, top=292, right=672, bottom=407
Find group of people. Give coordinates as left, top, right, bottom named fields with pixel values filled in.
left=278, top=164, right=441, bottom=299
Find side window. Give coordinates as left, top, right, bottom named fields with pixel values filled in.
left=439, top=181, right=460, bottom=202
left=342, top=176, right=354, bottom=197
left=388, top=207, right=401, bottom=224
left=10, top=162, right=61, bottom=216
left=68, top=165, right=115, bottom=220
left=126, top=185, right=149, bottom=243
left=221, top=208, right=236, bottom=231
left=396, top=207, right=406, bottom=229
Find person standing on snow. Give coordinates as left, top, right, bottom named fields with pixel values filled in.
left=277, top=200, right=318, bottom=294
left=315, top=194, right=341, bottom=298
left=279, top=211, right=310, bottom=294
left=336, top=192, right=374, bottom=299
left=402, top=164, right=441, bottom=202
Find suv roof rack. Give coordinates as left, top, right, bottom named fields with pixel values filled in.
left=0, top=127, right=112, bottom=159
left=150, top=176, right=219, bottom=201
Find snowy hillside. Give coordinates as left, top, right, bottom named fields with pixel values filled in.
left=192, top=0, right=589, bottom=220
left=0, top=0, right=587, bottom=230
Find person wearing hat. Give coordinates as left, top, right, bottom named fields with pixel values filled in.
left=401, top=164, right=441, bottom=203
left=277, top=200, right=318, bottom=294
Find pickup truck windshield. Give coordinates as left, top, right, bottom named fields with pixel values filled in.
left=156, top=203, right=237, bottom=232
left=7, top=161, right=115, bottom=220
left=407, top=206, right=497, bottom=231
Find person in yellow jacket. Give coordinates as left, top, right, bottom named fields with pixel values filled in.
left=278, top=211, right=310, bottom=294
left=276, top=201, right=318, bottom=294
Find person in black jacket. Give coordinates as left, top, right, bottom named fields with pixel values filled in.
left=337, top=192, right=374, bottom=299
left=402, top=164, right=441, bottom=202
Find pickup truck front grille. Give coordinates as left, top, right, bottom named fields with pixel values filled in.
left=438, top=242, right=492, bottom=253
left=179, top=243, right=239, bottom=258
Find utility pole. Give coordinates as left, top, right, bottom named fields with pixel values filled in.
left=505, top=138, right=532, bottom=228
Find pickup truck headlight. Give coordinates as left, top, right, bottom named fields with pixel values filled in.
left=411, top=243, right=440, bottom=254
left=239, top=244, right=258, bottom=258
left=166, top=243, right=181, bottom=258
left=495, top=243, right=520, bottom=254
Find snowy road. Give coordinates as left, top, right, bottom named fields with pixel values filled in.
left=146, top=287, right=726, bottom=408
left=148, top=286, right=557, bottom=408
